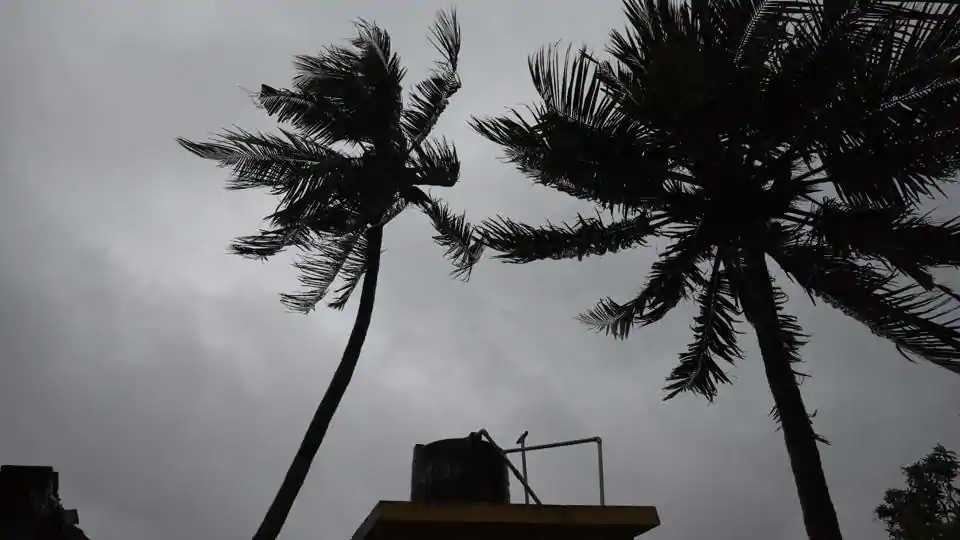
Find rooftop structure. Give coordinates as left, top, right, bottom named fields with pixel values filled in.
left=349, top=430, right=660, bottom=540
left=0, top=465, right=90, bottom=540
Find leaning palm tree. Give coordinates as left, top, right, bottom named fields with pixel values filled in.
left=177, top=10, right=483, bottom=540
left=471, top=1, right=960, bottom=538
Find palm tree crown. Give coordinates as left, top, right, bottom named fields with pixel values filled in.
left=179, top=10, right=482, bottom=312
left=471, top=1, right=960, bottom=538
left=473, top=0, right=960, bottom=399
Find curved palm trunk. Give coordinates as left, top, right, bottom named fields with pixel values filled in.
left=742, top=251, right=844, bottom=540
left=252, top=226, right=385, bottom=540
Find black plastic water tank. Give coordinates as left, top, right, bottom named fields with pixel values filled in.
left=410, top=433, right=510, bottom=504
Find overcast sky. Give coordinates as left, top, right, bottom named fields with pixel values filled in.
left=2, top=1, right=959, bottom=539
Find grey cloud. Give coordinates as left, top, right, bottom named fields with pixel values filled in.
left=3, top=2, right=959, bottom=540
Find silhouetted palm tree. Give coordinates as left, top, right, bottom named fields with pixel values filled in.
left=177, top=10, right=482, bottom=540
left=471, top=1, right=960, bottom=538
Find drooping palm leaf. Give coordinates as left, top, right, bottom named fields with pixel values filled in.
left=408, top=187, right=484, bottom=280
left=664, top=255, right=744, bottom=400
left=773, top=243, right=960, bottom=373
left=577, top=227, right=711, bottom=338
left=281, top=231, right=368, bottom=313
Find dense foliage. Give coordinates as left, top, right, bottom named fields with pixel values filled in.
left=876, top=445, right=960, bottom=540
left=471, top=1, right=960, bottom=538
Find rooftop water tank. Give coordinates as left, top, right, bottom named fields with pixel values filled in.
left=410, top=433, right=509, bottom=504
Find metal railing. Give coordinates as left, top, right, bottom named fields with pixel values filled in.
left=474, top=430, right=543, bottom=504
left=474, top=429, right=606, bottom=506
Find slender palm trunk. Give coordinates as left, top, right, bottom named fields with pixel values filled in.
left=742, top=251, right=844, bottom=540
left=252, top=226, right=385, bottom=540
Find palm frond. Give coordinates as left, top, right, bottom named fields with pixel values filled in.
left=664, top=255, right=744, bottom=401
left=578, top=294, right=650, bottom=340
left=401, top=8, right=461, bottom=151
left=470, top=44, right=677, bottom=212
left=281, top=231, right=369, bottom=313
left=229, top=225, right=316, bottom=260
left=602, top=0, right=777, bottom=141
left=807, top=197, right=960, bottom=280
left=711, top=0, right=960, bottom=208
left=734, top=0, right=795, bottom=69
left=471, top=112, right=675, bottom=212
left=270, top=19, right=405, bottom=145
left=176, top=127, right=351, bottom=195
left=407, top=187, right=483, bottom=281
left=348, top=19, right=406, bottom=84
left=268, top=200, right=363, bottom=238
left=531, top=43, right=623, bottom=130
left=578, top=228, right=710, bottom=338
left=325, top=237, right=370, bottom=311
left=534, top=44, right=690, bottom=194
left=773, top=243, right=960, bottom=374
left=471, top=108, right=624, bottom=207
left=776, top=0, right=960, bottom=26
left=481, top=211, right=658, bottom=264
left=284, top=195, right=406, bottom=311
left=792, top=2, right=960, bottom=206
left=816, top=121, right=960, bottom=208
left=408, top=137, right=459, bottom=187
left=177, top=127, right=369, bottom=237
left=255, top=85, right=337, bottom=143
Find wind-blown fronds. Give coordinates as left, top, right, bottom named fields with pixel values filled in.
left=577, top=228, right=710, bottom=338
left=807, top=198, right=960, bottom=272
left=254, top=21, right=406, bottom=146
left=482, top=210, right=658, bottom=264
left=409, top=137, right=460, bottom=187
left=402, top=9, right=461, bottom=151
left=281, top=231, right=370, bottom=313
left=475, top=0, right=960, bottom=393
left=407, top=187, right=483, bottom=280
left=473, top=1, right=960, bottom=537
left=774, top=243, right=960, bottom=373
left=664, top=256, right=745, bottom=400
left=179, top=8, right=480, bottom=310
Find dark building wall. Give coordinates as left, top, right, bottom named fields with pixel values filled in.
left=0, top=465, right=90, bottom=540
left=0, top=465, right=59, bottom=526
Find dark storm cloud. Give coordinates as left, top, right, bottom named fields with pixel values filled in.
left=2, top=2, right=958, bottom=540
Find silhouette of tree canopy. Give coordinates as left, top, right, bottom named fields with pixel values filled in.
left=177, top=10, right=482, bottom=540
left=470, top=1, right=960, bottom=539
left=876, top=445, right=960, bottom=540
